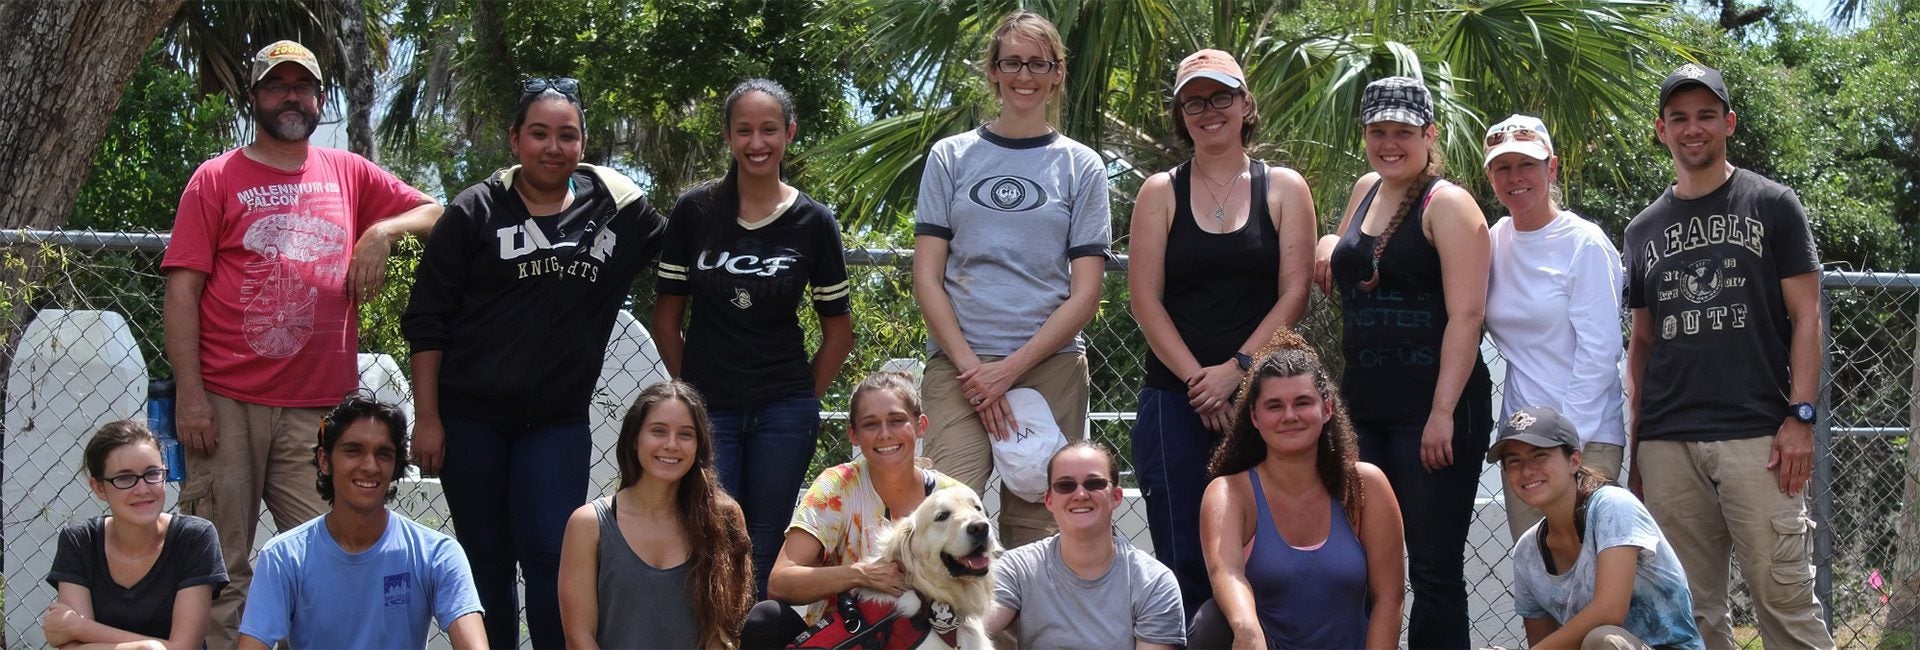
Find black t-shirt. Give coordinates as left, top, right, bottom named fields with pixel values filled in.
left=657, top=184, right=851, bottom=409
left=1330, top=178, right=1493, bottom=421
left=1624, top=168, right=1820, bottom=441
left=402, top=165, right=668, bottom=424
left=45, top=514, right=228, bottom=641
left=1142, top=159, right=1280, bottom=392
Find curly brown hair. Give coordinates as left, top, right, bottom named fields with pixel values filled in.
left=1207, top=328, right=1366, bottom=530
left=615, top=381, right=753, bottom=648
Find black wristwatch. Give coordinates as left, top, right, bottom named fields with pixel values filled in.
left=1789, top=401, right=1817, bottom=424
left=1233, top=352, right=1253, bottom=371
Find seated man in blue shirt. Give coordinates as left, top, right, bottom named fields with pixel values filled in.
left=985, top=441, right=1186, bottom=648
left=238, top=393, right=486, bottom=649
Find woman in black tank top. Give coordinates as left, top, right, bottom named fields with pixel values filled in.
left=1125, top=49, right=1316, bottom=619
left=1312, top=76, right=1493, bottom=649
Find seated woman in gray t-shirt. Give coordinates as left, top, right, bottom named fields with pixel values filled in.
left=986, top=442, right=1185, bottom=648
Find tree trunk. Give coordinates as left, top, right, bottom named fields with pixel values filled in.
left=0, top=0, right=185, bottom=230
left=1890, top=322, right=1920, bottom=637
left=335, top=0, right=376, bottom=159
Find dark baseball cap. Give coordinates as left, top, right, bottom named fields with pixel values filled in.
left=1486, top=406, right=1582, bottom=463
left=1658, top=63, right=1730, bottom=113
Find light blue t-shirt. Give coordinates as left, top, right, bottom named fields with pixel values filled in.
left=239, top=511, right=483, bottom=649
left=1511, top=486, right=1703, bottom=649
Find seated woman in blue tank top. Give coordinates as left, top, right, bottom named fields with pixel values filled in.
left=1188, top=330, right=1405, bottom=648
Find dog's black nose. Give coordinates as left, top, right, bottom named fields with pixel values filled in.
left=967, top=521, right=988, bottom=539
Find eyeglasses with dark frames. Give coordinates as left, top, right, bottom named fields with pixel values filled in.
left=100, top=467, right=168, bottom=490
left=522, top=77, right=581, bottom=98
left=258, top=81, right=321, bottom=98
left=994, top=58, right=1061, bottom=75
left=1179, top=90, right=1243, bottom=115
left=1049, top=476, right=1113, bottom=495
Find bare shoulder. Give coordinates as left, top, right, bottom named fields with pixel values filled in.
left=1265, top=164, right=1309, bottom=191
left=1349, top=172, right=1382, bottom=196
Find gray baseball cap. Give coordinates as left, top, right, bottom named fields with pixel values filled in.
left=1486, top=406, right=1582, bottom=463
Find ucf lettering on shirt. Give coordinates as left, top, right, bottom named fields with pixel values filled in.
left=1624, top=169, right=1819, bottom=441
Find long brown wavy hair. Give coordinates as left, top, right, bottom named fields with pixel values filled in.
left=1207, top=328, right=1366, bottom=529
left=615, top=381, right=752, bottom=648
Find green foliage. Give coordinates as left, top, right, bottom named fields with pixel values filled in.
left=69, top=43, right=232, bottom=232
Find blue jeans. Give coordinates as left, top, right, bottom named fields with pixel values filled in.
left=1354, top=404, right=1490, bottom=650
left=710, top=395, right=821, bottom=599
left=1131, top=386, right=1217, bottom=619
left=440, top=416, right=591, bottom=650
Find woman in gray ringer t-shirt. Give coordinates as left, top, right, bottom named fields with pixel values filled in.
left=912, top=9, right=1112, bottom=550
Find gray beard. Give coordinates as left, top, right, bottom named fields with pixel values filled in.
left=256, top=105, right=319, bottom=143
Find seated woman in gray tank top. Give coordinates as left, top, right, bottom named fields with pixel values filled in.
left=1188, top=330, right=1405, bottom=648
left=557, top=382, right=753, bottom=649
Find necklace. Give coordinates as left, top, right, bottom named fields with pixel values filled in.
left=1194, top=167, right=1241, bottom=227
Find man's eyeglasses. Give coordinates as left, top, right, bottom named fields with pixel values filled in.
left=522, top=77, right=581, bottom=98
left=1485, top=126, right=1545, bottom=148
left=100, top=468, right=167, bottom=489
left=1179, top=90, right=1243, bottom=115
left=1050, top=477, right=1112, bottom=495
left=994, top=58, right=1061, bottom=75
left=258, top=81, right=321, bottom=98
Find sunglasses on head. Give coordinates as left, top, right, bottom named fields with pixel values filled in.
left=522, top=77, right=580, bottom=98
left=1050, top=476, right=1112, bottom=495
left=1484, top=126, right=1545, bottom=148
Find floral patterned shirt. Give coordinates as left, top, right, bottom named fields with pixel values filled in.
left=788, top=457, right=963, bottom=623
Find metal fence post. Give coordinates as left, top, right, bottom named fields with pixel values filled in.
left=1814, top=273, right=1836, bottom=628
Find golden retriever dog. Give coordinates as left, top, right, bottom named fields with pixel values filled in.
left=793, top=486, right=1000, bottom=649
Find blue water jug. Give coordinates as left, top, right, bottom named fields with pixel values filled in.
left=148, top=378, right=188, bottom=482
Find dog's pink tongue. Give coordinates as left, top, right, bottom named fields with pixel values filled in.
left=962, top=555, right=990, bottom=570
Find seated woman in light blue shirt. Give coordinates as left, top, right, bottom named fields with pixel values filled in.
left=1492, top=406, right=1703, bottom=650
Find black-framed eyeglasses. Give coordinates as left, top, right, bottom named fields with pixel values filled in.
left=522, top=77, right=581, bottom=98
left=100, top=468, right=167, bottom=489
left=1179, top=90, right=1243, bottom=115
left=1050, top=477, right=1112, bottom=495
left=994, top=58, right=1061, bottom=75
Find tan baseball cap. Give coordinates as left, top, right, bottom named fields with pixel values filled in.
left=251, top=40, right=323, bottom=85
left=1173, top=49, right=1245, bottom=95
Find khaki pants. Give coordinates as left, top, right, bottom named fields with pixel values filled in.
left=922, top=352, right=1087, bottom=549
left=1504, top=442, right=1626, bottom=540
left=1638, top=436, right=1835, bottom=650
left=178, top=393, right=330, bottom=649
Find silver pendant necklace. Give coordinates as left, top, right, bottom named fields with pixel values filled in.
left=1196, top=168, right=1240, bottom=227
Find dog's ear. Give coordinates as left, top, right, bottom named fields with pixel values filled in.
left=886, top=513, right=917, bottom=568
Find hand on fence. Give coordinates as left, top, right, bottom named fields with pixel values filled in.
left=1421, top=412, right=1456, bottom=472
left=1770, top=419, right=1816, bottom=496
left=177, top=390, right=218, bottom=455
left=413, top=416, right=446, bottom=474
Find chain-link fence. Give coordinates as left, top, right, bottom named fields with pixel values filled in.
left=3, top=228, right=1916, bottom=648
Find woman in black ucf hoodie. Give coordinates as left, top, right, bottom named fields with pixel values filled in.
left=401, top=79, right=667, bottom=649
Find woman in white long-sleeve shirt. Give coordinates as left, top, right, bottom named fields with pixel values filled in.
left=1481, top=114, right=1628, bottom=541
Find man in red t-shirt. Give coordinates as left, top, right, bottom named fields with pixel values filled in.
left=159, top=39, right=442, bottom=648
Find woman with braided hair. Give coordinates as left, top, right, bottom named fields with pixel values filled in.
left=1312, top=75, right=1492, bottom=649
left=1187, top=328, right=1404, bottom=648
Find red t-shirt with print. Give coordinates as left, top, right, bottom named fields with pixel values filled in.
left=163, top=146, right=429, bottom=407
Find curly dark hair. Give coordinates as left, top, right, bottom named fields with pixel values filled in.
left=312, top=390, right=410, bottom=503
left=614, top=381, right=752, bottom=648
left=1207, top=328, right=1366, bottom=530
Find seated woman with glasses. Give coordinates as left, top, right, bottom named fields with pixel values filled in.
left=1188, top=330, right=1405, bottom=649
left=402, top=76, right=669, bottom=649
left=43, top=421, right=228, bottom=649
left=1126, top=47, right=1315, bottom=618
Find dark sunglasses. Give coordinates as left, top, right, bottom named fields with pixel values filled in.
left=522, top=77, right=581, bottom=98
left=1050, top=476, right=1113, bottom=495
left=101, top=467, right=167, bottom=489
left=1179, top=90, right=1243, bottom=115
